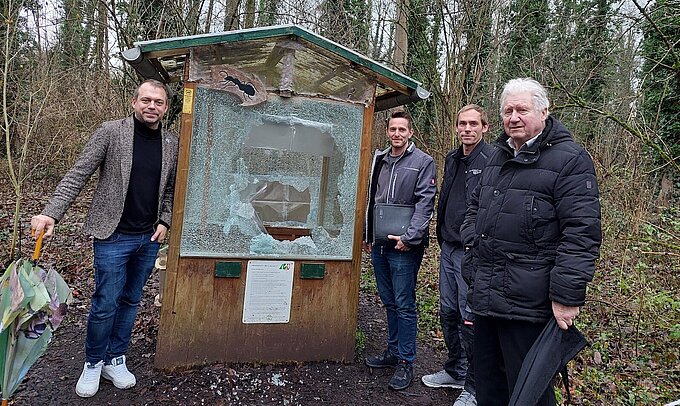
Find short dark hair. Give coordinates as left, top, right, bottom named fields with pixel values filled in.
left=133, top=79, right=170, bottom=102
left=457, top=104, right=489, bottom=126
left=388, top=110, right=413, bottom=130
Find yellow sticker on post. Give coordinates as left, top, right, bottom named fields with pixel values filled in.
left=182, top=88, right=194, bottom=114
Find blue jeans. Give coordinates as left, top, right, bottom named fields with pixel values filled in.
left=371, top=244, right=425, bottom=363
left=86, top=231, right=159, bottom=364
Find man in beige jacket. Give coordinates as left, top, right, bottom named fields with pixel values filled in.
left=31, top=79, right=178, bottom=398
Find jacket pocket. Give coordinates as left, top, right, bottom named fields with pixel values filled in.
left=503, top=254, right=552, bottom=308
left=526, top=195, right=558, bottom=242
left=391, top=167, right=420, bottom=202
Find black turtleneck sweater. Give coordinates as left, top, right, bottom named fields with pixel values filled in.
left=115, top=117, right=162, bottom=234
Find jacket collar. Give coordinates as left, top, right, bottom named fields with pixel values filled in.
left=455, top=139, right=489, bottom=161
left=377, top=140, right=416, bottom=159
left=495, top=116, right=573, bottom=164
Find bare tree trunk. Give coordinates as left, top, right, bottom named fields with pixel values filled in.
left=224, top=0, right=241, bottom=31
left=393, top=0, right=409, bottom=72
left=204, top=0, right=215, bottom=32
left=95, top=0, right=109, bottom=72
left=244, top=0, right=256, bottom=28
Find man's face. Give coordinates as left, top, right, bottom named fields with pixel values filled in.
left=502, top=92, right=547, bottom=146
left=132, top=83, right=169, bottom=129
left=386, top=117, right=413, bottom=150
left=456, top=109, right=488, bottom=150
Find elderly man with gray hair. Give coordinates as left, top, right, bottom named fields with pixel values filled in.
left=460, top=78, right=601, bottom=405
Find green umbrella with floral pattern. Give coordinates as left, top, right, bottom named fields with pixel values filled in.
left=0, top=232, right=72, bottom=404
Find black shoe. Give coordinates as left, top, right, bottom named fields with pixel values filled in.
left=365, top=349, right=398, bottom=368
left=388, top=360, right=414, bottom=390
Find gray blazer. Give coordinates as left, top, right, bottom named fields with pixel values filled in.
left=42, top=116, right=179, bottom=239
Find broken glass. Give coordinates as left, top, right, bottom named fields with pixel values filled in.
left=180, top=87, right=363, bottom=260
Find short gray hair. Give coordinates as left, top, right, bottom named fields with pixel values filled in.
left=499, top=78, right=550, bottom=116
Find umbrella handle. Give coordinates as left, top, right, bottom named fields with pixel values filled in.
left=32, top=229, right=45, bottom=262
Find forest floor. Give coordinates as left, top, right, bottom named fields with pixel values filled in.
left=3, top=173, right=678, bottom=405
left=1, top=178, right=457, bottom=406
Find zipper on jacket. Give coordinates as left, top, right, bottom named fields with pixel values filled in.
left=387, top=147, right=409, bottom=202
left=390, top=171, right=398, bottom=201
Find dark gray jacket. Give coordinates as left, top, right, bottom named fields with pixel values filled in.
left=461, top=116, right=601, bottom=322
left=365, top=142, right=437, bottom=247
left=436, top=140, right=494, bottom=246
left=42, top=116, right=179, bottom=239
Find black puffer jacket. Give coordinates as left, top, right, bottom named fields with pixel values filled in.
left=461, top=116, right=601, bottom=322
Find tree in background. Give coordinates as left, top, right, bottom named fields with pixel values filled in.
left=319, top=0, right=370, bottom=53
left=457, top=0, right=494, bottom=104
left=258, top=0, right=278, bottom=26
left=3, top=0, right=62, bottom=259
left=640, top=0, right=680, bottom=166
left=58, top=0, right=91, bottom=67
left=546, top=0, right=618, bottom=141
left=499, top=0, right=549, bottom=83
left=404, top=0, right=440, bottom=151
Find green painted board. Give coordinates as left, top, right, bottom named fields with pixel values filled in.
left=300, top=263, right=325, bottom=279
left=215, top=261, right=242, bottom=278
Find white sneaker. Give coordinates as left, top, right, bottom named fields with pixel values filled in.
left=421, top=370, right=465, bottom=389
left=75, top=361, right=103, bottom=397
left=453, top=389, right=477, bottom=406
left=101, top=355, right=136, bottom=389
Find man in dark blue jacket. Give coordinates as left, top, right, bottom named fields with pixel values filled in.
left=422, top=105, right=493, bottom=406
left=363, top=111, right=437, bottom=391
left=461, top=78, right=601, bottom=406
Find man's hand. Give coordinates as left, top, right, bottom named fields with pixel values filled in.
left=151, top=224, right=168, bottom=242
left=552, top=301, right=580, bottom=330
left=362, top=241, right=372, bottom=254
left=388, top=235, right=410, bottom=251
left=30, top=215, right=56, bottom=239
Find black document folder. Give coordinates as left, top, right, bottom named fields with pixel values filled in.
left=373, top=203, right=415, bottom=244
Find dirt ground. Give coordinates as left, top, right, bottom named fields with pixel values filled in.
left=10, top=261, right=457, bottom=406
left=3, top=182, right=458, bottom=406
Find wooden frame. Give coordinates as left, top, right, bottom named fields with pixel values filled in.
left=155, top=85, right=375, bottom=369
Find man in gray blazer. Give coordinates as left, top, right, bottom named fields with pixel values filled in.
left=31, top=79, right=179, bottom=398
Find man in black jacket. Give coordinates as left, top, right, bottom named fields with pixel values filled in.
left=461, top=79, right=601, bottom=406
left=422, top=105, right=493, bottom=406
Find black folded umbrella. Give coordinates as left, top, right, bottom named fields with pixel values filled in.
left=509, top=319, right=589, bottom=406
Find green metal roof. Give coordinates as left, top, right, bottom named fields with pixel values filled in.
left=122, top=24, right=429, bottom=110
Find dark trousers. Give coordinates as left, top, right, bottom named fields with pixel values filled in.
left=439, top=241, right=475, bottom=393
left=474, top=316, right=556, bottom=406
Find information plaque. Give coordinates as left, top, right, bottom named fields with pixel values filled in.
left=243, top=260, right=295, bottom=323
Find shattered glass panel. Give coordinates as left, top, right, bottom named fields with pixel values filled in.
left=180, top=87, right=363, bottom=259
